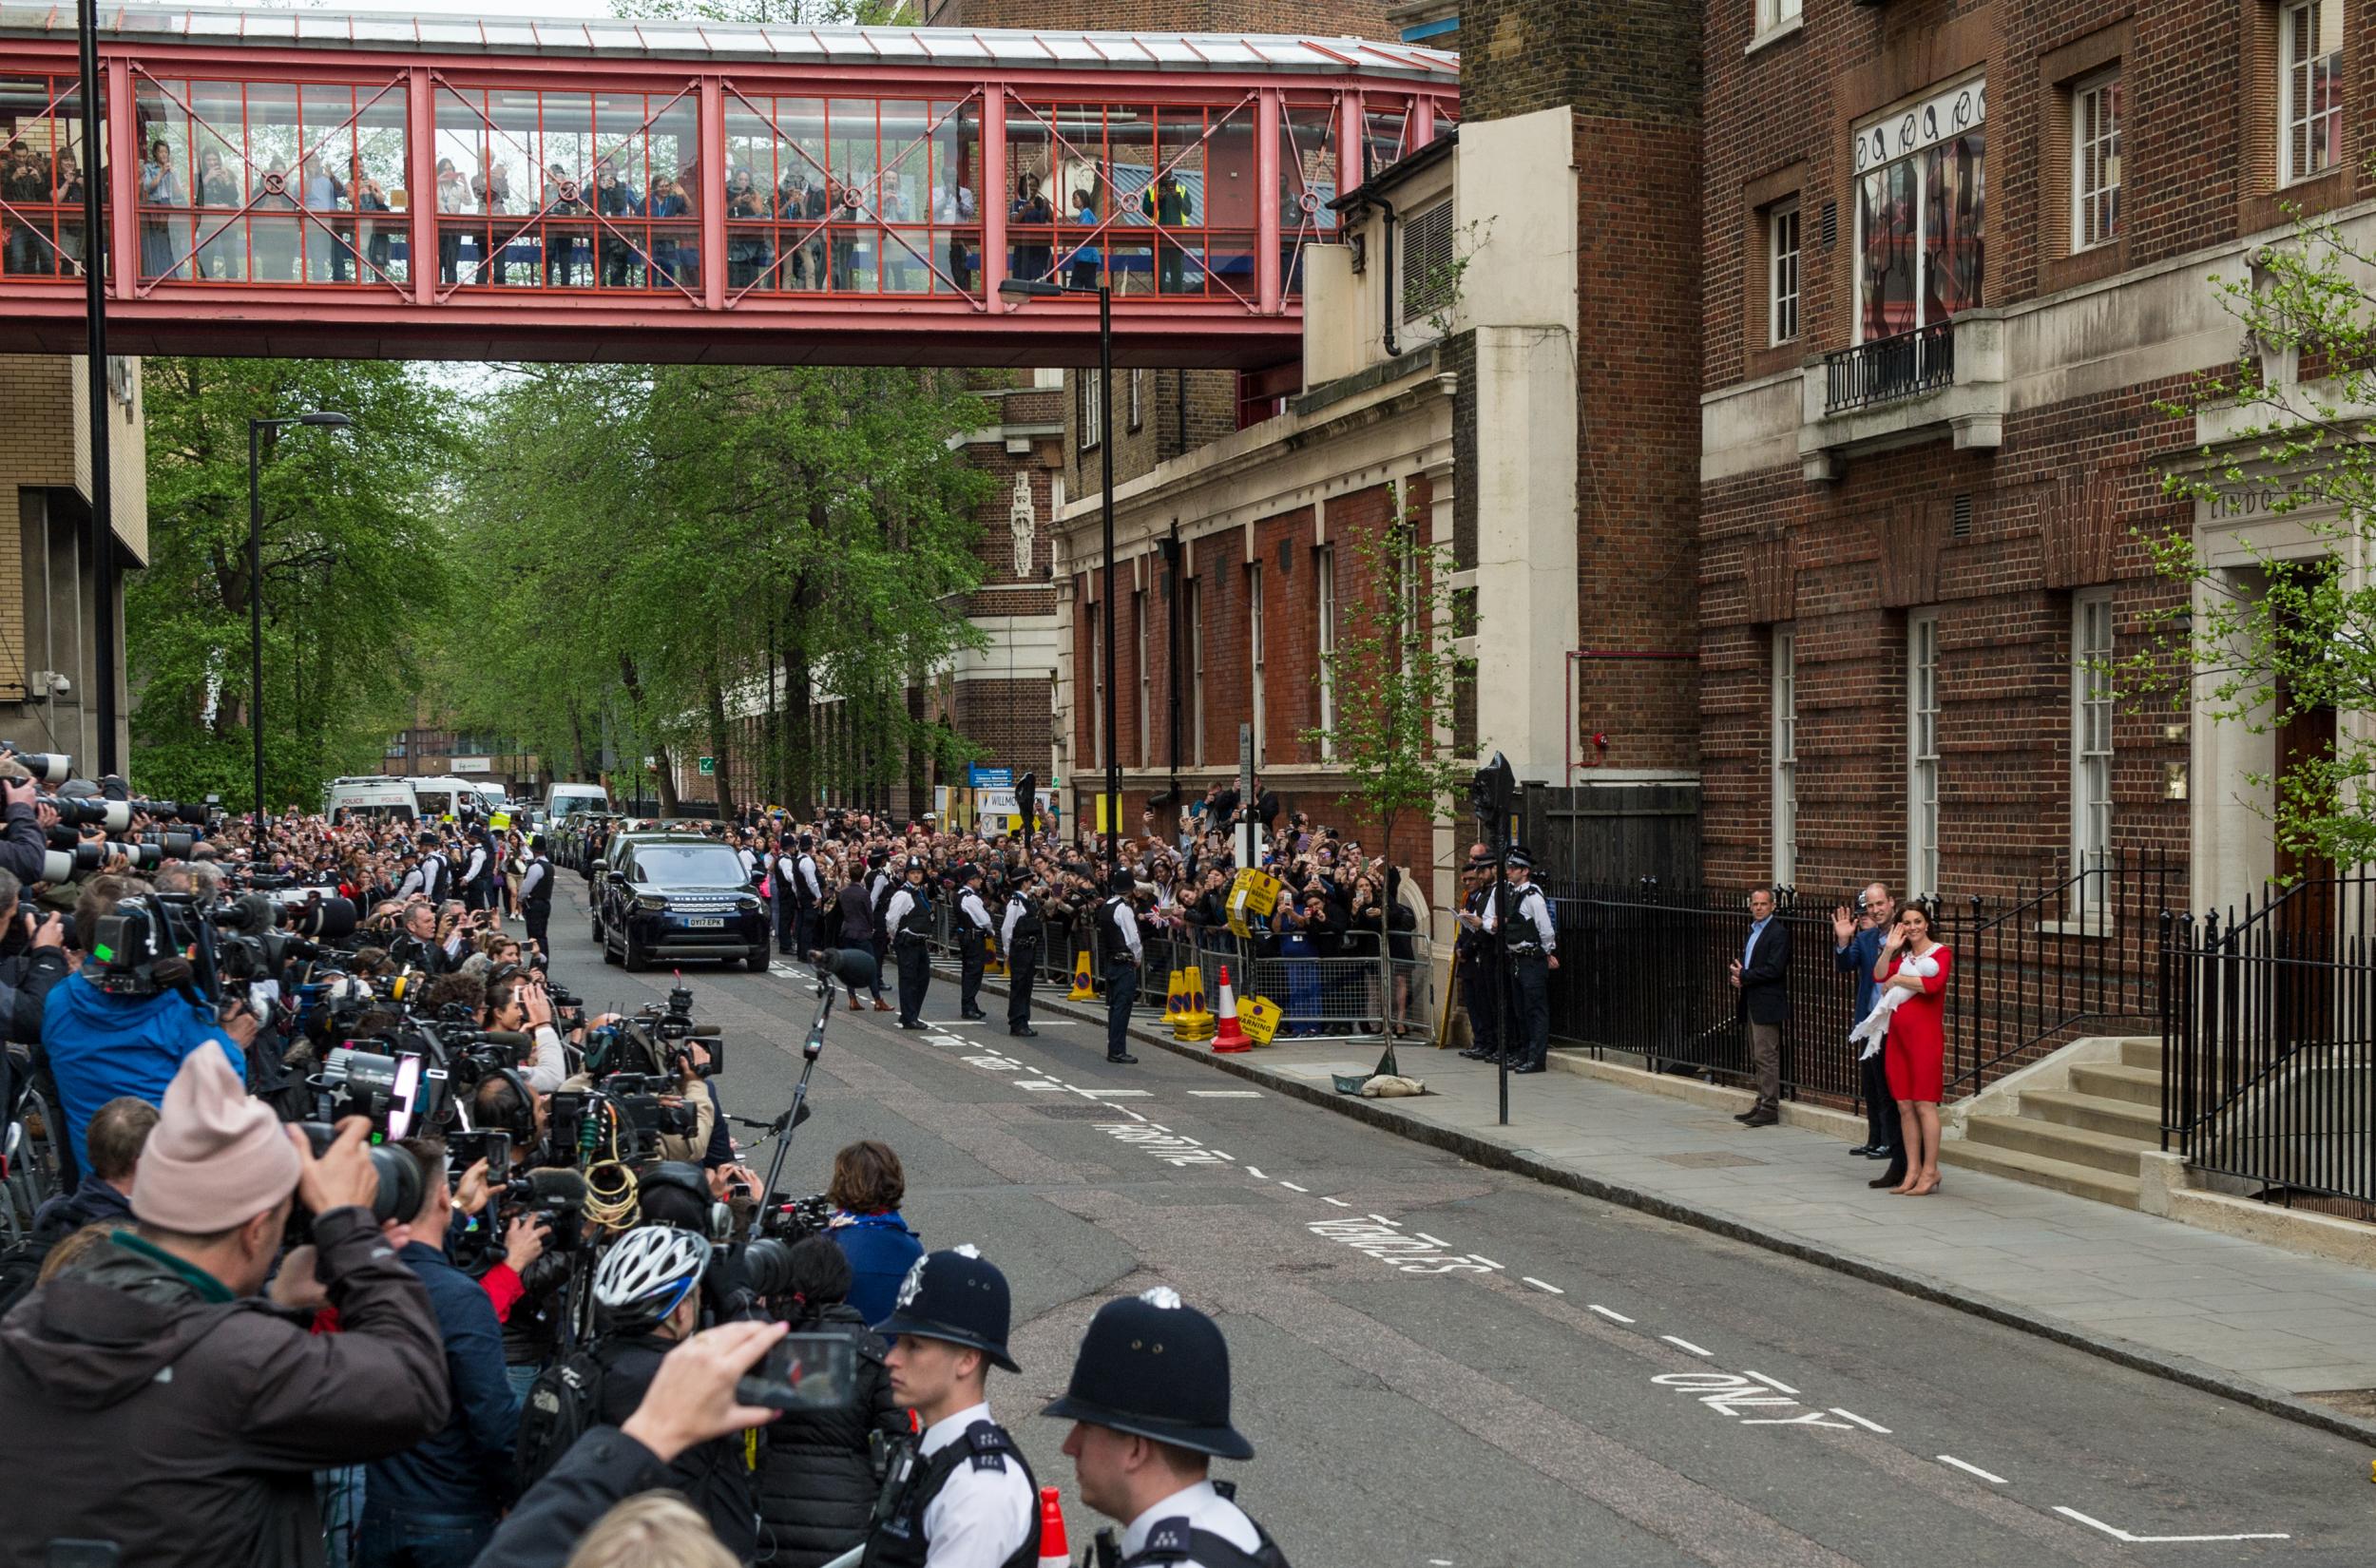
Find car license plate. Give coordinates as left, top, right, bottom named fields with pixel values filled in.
left=683, top=916, right=724, bottom=929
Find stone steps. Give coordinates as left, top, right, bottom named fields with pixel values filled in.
left=1939, top=1038, right=2160, bottom=1210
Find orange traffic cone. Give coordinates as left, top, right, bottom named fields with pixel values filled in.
left=1211, top=965, right=1252, bottom=1053
left=1036, top=1485, right=1070, bottom=1568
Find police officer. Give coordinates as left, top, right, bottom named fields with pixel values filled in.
left=866, top=1247, right=1041, bottom=1568
left=396, top=832, right=448, bottom=903
left=1044, top=1288, right=1287, bottom=1568
left=1452, top=851, right=1501, bottom=1061
left=794, top=832, right=824, bottom=950
left=1001, top=875, right=1044, bottom=1039
left=458, top=827, right=495, bottom=912
left=955, top=864, right=995, bottom=1022
left=518, top=833, right=554, bottom=954
left=885, top=855, right=935, bottom=1030
left=1482, top=847, right=1558, bottom=1074
left=1096, top=869, right=1141, bottom=1065
left=771, top=834, right=805, bottom=955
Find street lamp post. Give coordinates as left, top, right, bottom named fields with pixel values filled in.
left=999, top=276, right=1118, bottom=874
left=248, top=411, right=353, bottom=848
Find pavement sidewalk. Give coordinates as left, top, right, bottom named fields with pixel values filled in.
left=989, top=970, right=2376, bottom=1444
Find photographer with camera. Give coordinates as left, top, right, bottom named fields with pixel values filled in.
left=390, top=899, right=455, bottom=979
left=753, top=1234, right=907, bottom=1568
left=0, top=1048, right=450, bottom=1566
left=360, top=1137, right=523, bottom=1568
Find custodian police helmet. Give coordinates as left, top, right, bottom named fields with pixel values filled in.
left=1041, top=1288, right=1253, bottom=1461
left=874, top=1245, right=1020, bottom=1372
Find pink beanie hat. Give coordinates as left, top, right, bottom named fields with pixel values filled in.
left=130, top=1047, right=304, bottom=1233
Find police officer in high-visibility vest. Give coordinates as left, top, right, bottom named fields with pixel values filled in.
left=955, top=863, right=995, bottom=1022
left=1096, top=869, right=1141, bottom=1065
left=1001, top=875, right=1045, bottom=1039
left=885, top=855, right=934, bottom=1031
left=1044, top=1288, right=1288, bottom=1568
left=1481, top=846, right=1558, bottom=1074
left=865, top=1247, right=1041, bottom=1568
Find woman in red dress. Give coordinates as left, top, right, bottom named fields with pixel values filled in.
left=1876, top=901, right=1951, bottom=1196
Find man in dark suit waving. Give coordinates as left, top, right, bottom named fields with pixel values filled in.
left=1729, top=887, right=1790, bottom=1128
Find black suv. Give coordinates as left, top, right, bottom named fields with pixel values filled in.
left=599, top=834, right=769, bottom=972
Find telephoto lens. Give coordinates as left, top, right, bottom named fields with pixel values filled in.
left=277, top=893, right=357, bottom=942
left=297, top=1121, right=424, bottom=1225
left=3, top=749, right=71, bottom=785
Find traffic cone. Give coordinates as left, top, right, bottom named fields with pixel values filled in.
left=1160, top=968, right=1186, bottom=1023
left=1175, top=966, right=1215, bottom=1041
left=1066, top=949, right=1098, bottom=1000
left=1211, top=965, right=1252, bottom=1053
left=1036, top=1486, right=1070, bottom=1568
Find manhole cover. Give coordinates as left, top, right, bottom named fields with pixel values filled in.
left=1034, top=1103, right=1125, bottom=1119
left=1652, top=1151, right=1770, bottom=1169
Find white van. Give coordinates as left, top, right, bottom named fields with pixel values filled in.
left=461, top=778, right=509, bottom=814
left=324, top=775, right=418, bottom=824
left=546, top=782, right=610, bottom=820
left=412, top=774, right=486, bottom=823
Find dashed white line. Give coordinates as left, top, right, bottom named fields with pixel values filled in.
left=1522, top=1276, right=1565, bottom=1294
left=1588, top=1305, right=1635, bottom=1324
left=1830, top=1408, right=1890, bottom=1434
left=1188, top=1089, right=1263, bottom=1097
left=1244, top=1166, right=1267, bottom=1179
left=1277, top=1180, right=1309, bottom=1193
left=1322, top=1196, right=1353, bottom=1208
left=1742, top=1370, right=1799, bottom=1396
left=1937, top=1456, right=2007, bottom=1485
left=2050, top=1507, right=2288, bottom=1544
left=1661, top=1335, right=1713, bottom=1357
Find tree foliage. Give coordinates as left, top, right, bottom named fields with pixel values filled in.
left=437, top=363, right=990, bottom=815
left=2136, top=207, right=2376, bottom=870
left=131, top=357, right=458, bottom=811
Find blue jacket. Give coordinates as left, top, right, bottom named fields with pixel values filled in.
left=42, top=971, right=245, bottom=1179
left=834, top=1210, right=923, bottom=1331
left=1836, top=923, right=1888, bottom=1019
left=366, top=1239, right=520, bottom=1518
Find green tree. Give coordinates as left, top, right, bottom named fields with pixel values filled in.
left=133, top=357, right=458, bottom=811
left=1303, top=484, right=1471, bottom=1028
left=2137, top=206, right=2376, bottom=870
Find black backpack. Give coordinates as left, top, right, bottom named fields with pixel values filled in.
left=0, top=1233, right=51, bottom=1316
left=514, top=1345, right=608, bottom=1488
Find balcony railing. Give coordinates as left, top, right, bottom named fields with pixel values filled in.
left=1824, top=320, right=1956, bottom=413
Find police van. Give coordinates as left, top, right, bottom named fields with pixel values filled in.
left=323, top=775, right=419, bottom=824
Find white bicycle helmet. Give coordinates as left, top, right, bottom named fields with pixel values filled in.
left=593, top=1224, right=710, bottom=1329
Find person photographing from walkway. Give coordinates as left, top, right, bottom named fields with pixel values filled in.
left=1728, top=887, right=1789, bottom=1126
left=1096, top=869, right=1141, bottom=1065
left=867, top=1247, right=1040, bottom=1568
left=886, top=856, right=934, bottom=1031
left=1878, top=900, right=1951, bottom=1197
left=955, top=863, right=994, bottom=1021
left=1045, top=1288, right=1286, bottom=1568
left=1000, top=874, right=1045, bottom=1038
left=1480, top=849, right=1556, bottom=1075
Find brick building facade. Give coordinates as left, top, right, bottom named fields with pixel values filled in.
left=1696, top=0, right=2339, bottom=912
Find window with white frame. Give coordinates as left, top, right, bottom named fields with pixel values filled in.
left=1772, top=628, right=1797, bottom=886
left=2282, top=0, right=2345, bottom=185
left=1853, top=78, right=1986, bottom=342
left=1249, top=563, right=1266, bottom=767
left=1080, top=372, right=1103, bottom=450
left=1757, top=0, right=1802, bottom=31
left=1128, top=368, right=1143, bottom=431
left=1186, top=577, right=1205, bottom=764
left=1090, top=602, right=1105, bottom=770
left=2073, top=70, right=2122, bottom=248
left=1134, top=589, right=1150, bottom=767
left=1770, top=201, right=1801, bottom=345
left=1401, top=200, right=1456, bottom=327
left=2073, top=591, right=2114, bottom=880
left=1316, top=545, right=1337, bottom=758
left=1908, top=611, right=1941, bottom=897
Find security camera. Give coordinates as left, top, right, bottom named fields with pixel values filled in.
left=49, top=675, right=70, bottom=697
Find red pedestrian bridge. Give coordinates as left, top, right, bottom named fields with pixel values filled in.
left=0, top=5, right=1455, bottom=367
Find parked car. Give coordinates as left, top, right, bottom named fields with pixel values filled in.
left=598, top=833, right=769, bottom=972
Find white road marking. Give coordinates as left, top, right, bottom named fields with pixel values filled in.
left=1413, top=1233, right=1450, bottom=1248
left=1309, top=1218, right=1501, bottom=1275
left=1742, top=1370, right=1799, bottom=1395
left=2050, top=1507, right=2288, bottom=1544
left=1661, top=1335, right=1713, bottom=1357
left=1277, top=1180, right=1310, bottom=1193
left=1188, top=1089, right=1263, bottom=1097
left=1938, top=1456, right=2007, bottom=1485
left=1589, top=1305, right=1636, bottom=1324
left=1322, top=1196, right=1353, bottom=1207
left=1244, top=1166, right=1267, bottom=1178
left=1522, top=1276, right=1564, bottom=1294
left=1829, top=1408, right=1890, bottom=1433
left=1467, top=1255, right=1504, bottom=1271
left=1083, top=1088, right=1153, bottom=1098
left=1019, top=1080, right=1068, bottom=1092
left=1369, top=1214, right=1398, bottom=1226
left=1208, top=1151, right=1233, bottom=1160
left=1146, top=1123, right=1173, bottom=1132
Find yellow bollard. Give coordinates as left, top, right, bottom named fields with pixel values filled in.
left=1160, top=968, right=1186, bottom=1023
left=1065, top=949, right=1098, bottom=1001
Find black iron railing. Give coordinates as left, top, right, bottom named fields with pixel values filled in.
left=1824, top=319, right=1956, bottom=412
left=2162, top=874, right=2376, bottom=1206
